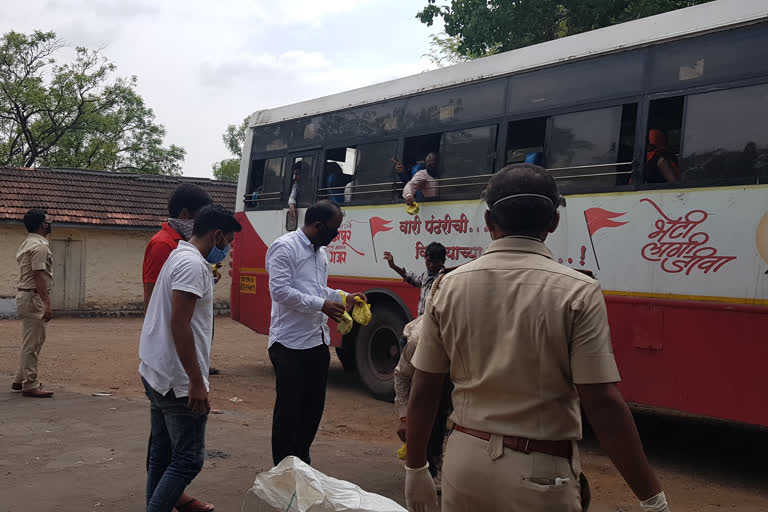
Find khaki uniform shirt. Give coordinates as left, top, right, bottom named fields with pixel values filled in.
left=412, top=237, right=620, bottom=441
left=394, top=316, right=424, bottom=418
left=16, top=234, right=53, bottom=291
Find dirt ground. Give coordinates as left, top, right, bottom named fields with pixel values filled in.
left=1, top=317, right=767, bottom=512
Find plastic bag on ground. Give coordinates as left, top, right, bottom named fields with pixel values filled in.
left=248, top=456, right=406, bottom=512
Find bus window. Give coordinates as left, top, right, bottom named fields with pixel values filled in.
left=288, top=156, right=316, bottom=207
left=681, top=83, right=768, bottom=186
left=506, top=117, right=546, bottom=165
left=438, top=125, right=498, bottom=199
left=321, top=147, right=356, bottom=204
left=320, top=141, right=398, bottom=204
left=645, top=96, right=683, bottom=184
left=245, top=157, right=284, bottom=210
left=546, top=105, right=632, bottom=194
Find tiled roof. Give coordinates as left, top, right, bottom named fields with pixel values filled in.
left=0, top=167, right=237, bottom=228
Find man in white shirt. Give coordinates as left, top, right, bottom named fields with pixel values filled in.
left=139, top=204, right=242, bottom=512
left=266, top=200, right=366, bottom=466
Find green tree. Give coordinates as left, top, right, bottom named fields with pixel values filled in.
left=0, top=30, right=185, bottom=174
left=212, top=116, right=248, bottom=182
left=417, top=0, right=714, bottom=61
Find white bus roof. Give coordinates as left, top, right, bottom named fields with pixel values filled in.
left=250, top=0, right=768, bottom=128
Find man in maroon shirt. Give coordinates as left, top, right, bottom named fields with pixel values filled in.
left=142, top=183, right=215, bottom=512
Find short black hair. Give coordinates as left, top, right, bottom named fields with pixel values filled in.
left=192, top=204, right=242, bottom=237
left=304, top=200, right=343, bottom=226
left=24, top=208, right=48, bottom=233
left=168, top=183, right=213, bottom=218
left=482, top=164, right=560, bottom=234
left=425, top=242, right=446, bottom=261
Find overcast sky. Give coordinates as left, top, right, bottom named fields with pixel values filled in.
left=0, top=0, right=440, bottom=178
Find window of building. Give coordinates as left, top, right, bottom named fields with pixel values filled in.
left=245, top=157, right=285, bottom=209
left=681, top=83, right=768, bottom=186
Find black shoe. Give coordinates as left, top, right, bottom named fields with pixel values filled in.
left=209, top=367, right=221, bottom=375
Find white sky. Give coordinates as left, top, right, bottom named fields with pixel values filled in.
left=0, top=0, right=441, bottom=178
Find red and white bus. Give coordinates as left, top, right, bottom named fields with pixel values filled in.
left=231, top=0, right=768, bottom=425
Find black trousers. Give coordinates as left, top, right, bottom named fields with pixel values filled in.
left=269, top=341, right=330, bottom=466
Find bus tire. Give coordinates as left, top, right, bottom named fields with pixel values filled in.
left=354, top=304, right=404, bottom=402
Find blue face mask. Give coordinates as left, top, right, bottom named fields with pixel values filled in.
left=206, top=234, right=230, bottom=264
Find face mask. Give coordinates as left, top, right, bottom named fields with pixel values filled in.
left=206, top=233, right=230, bottom=264
left=317, top=223, right=339, bottom=247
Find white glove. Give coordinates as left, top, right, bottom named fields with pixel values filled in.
left=405, top=463, right=437, bottom=512
left=640, top=491, right=669, bottom=511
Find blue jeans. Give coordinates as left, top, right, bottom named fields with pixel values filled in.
left=142, top=377, right=207, bottom=512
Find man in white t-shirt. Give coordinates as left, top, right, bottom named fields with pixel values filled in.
left=139, top=204, right=242, bottom=512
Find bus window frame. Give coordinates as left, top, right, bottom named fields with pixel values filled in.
left=319, top=138, right=402, bottom=206
left=243, top=153, right=287, bottom=212
left=638, top=75, right=768, bottom=190
left=285, top=149, right=322, bottom=208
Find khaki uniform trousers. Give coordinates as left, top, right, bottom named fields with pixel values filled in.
left=441, top=429, right=583, bottom=512
left=14, top=291, right=47, bottom=391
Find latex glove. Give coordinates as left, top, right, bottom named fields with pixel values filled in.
left=405, top=463, right=437, bottom=512
left=640, top=491, right=670, bottom=512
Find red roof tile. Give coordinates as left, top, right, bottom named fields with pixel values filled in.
left=0, top=167, right=237, bottom=228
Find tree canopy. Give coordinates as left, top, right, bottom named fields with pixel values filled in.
left=212, top=116, right=248, bottom=182
left=0, top=30, right=185, bottom=174
left=417, top=0, right=714, bottom=61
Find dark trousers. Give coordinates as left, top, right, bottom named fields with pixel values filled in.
left=269, top=342, right=330, bottom=466
left=142, top=378, right=207, bottom=512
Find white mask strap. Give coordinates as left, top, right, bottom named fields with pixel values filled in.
left=491, top=193, right=555, bottom=208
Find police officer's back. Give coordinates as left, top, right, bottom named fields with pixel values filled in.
left=403, top=164, right=670, bottom=512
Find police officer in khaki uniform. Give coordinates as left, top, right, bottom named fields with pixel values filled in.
left=404, top=164, right=670, bottom=512
left=12, top=208, right=55, bottom=398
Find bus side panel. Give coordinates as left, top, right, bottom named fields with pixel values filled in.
left=607, top=295, right=768, bottom=426
left=232, top=212, right=271, bottom=335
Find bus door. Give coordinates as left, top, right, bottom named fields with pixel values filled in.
left=284, top=151, right=320, bottom=232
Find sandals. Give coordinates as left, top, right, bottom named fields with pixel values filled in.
left=176, top=498, right=215, bottom=512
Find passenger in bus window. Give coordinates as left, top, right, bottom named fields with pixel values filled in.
left=645, top=129, right=680, bottom=184
left=403, top=152, right=440, bottom=205
left=288, top=161, right=303, bottom=217
left=325, top=162, right=352, bottom=204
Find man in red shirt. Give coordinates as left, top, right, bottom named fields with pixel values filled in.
left=142, top=183, right=215, bottom=512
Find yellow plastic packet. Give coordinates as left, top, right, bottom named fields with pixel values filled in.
left=351, top=296, right=372, bottom=325
left=405, top=202, right=420, bottom=215
left=337, top=311, right=354, bottom=335
left=397, top=442, right=407, bottom=460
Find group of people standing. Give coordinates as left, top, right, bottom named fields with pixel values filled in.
left=12, top=162, right=671, bottom=512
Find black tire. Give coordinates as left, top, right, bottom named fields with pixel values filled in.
left=354, top=304, right=405, bottom=401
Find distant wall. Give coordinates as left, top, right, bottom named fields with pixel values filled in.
left=0, top=224, right=232, bottom=316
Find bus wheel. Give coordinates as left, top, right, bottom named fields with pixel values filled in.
left=354, top=305, right=404, bottom=401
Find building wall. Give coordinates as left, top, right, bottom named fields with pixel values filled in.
left=0, top=224, right=232, bottom=316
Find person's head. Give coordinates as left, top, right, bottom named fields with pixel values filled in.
left=24, top=208, right=51, bottom=237
left=481, top=164, right=561, bottom=241
left=303, top=200, right=343, bottom=248
left=648, top=129, right=668, bottom=150
left=292, top=161, right=304, bottom=182
left=425, top=152, right=439, bottom=173
left=168, top=183, right=213, bottom=220
left=191, top=204, right=242, bottom=264
left=424, top=242, right=446, bottom=274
